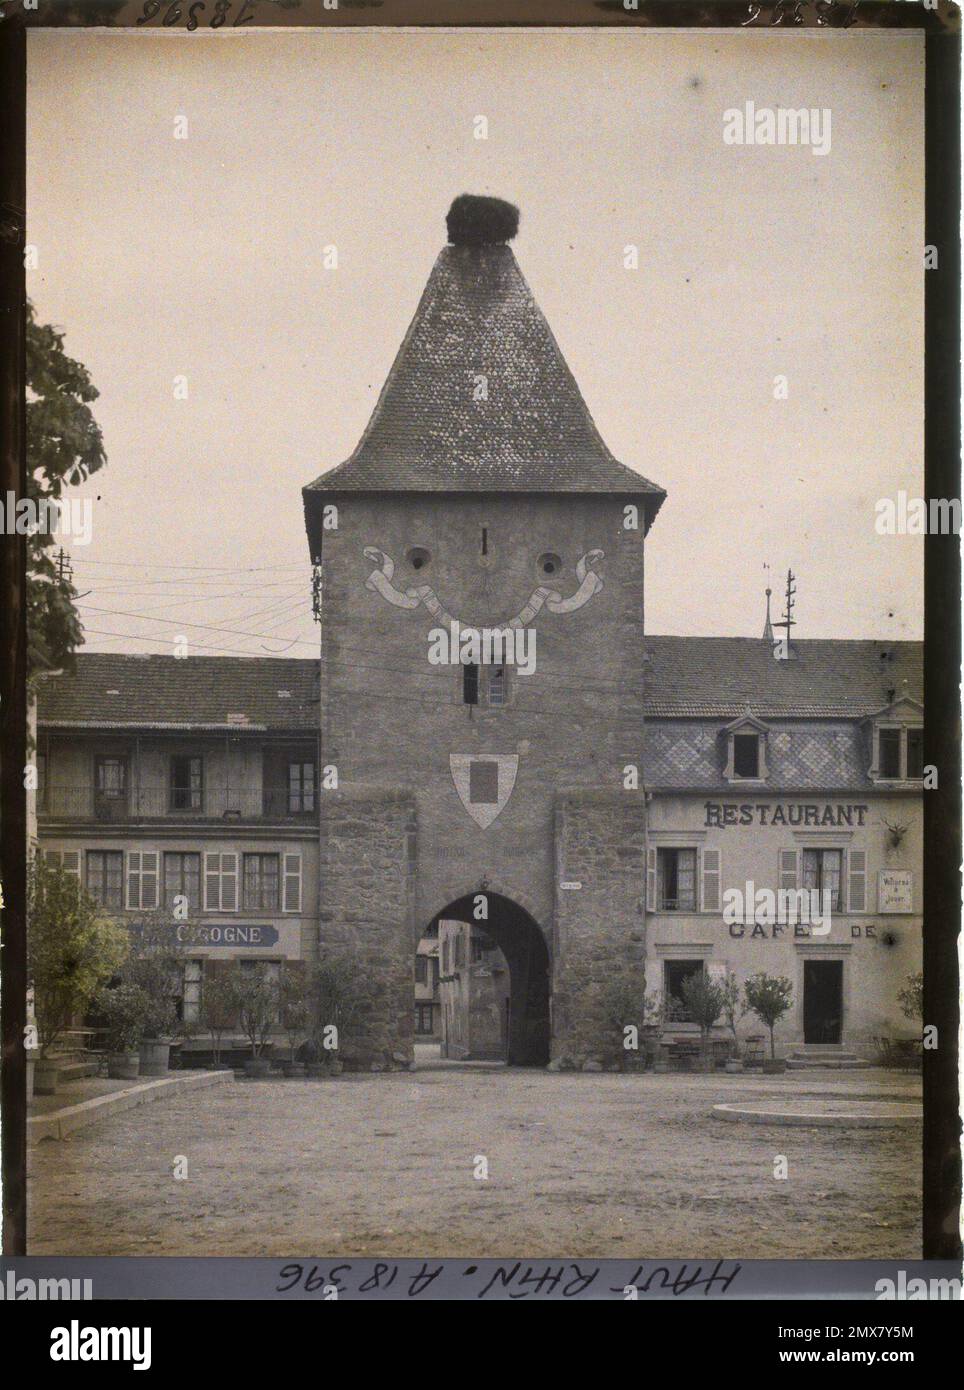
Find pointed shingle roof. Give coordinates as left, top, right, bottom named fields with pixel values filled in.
left=303, top=202, right=665, bottom=514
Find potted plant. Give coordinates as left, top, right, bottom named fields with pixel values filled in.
left=98, top=982, right=152, bottom=1079
left=233, top=964, right=280, bottom=1077
left=305, top=953, right=358, bottom=1076
left=744, top=973, right=794, bottom=1073
left=279, top=968, right=309, bottom=1077
left=123, top=911, right=185, bottom=1077
left=721, top=971, right=747, bottom=1072
left=680, top=971, right=726, bottom=1073
left=27, top=860, right=129, bottom=1094
left=198, top=965, right=235, bottom=1069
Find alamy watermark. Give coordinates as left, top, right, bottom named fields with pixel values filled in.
left=723, top=103, right=831, bottom=157
left=427, top=621, right=536, bottom=675
left=0, top=490, right=92, bottom=545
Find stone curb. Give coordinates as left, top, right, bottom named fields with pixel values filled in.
left=28, top=1069, right=234, bottom=1143
left=712, top=1102, right=922, bottom=1128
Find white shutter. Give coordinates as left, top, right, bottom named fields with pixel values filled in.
left=779, top=849, right=798, bottom=891
left=701, top=848, right=721, bottom=912
left=142, top=852, right=158, bottom=909
left=127, top=851, right=141, bottom=909
left=646, top=847, right=657, bottom=912
left=204, top=852, right=221, bottom=911
left=220, top=853, right=237, bottom=912
left=283, top=853, right=302, bottom=913
left=204, top=852, right=237, bottom=912
left=848, top=850, right=866, bottom=912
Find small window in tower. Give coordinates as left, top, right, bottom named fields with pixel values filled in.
left=538, top=552, right=561, bottom=577
left=733, top=733, right=760, bottom=779
left=481, top=527, right=488, bottom=556
left=488, top=665, right=507, bottom=707
left=407, top=547, right=430, bottom=571
left=462, top=662, right=479, bottom=705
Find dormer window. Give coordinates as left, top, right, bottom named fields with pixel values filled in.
left=722, top=714, right=769, bottom=782
left=733, top=733, right=760, bottom=779
left=865, top=698, right=924, bottom=783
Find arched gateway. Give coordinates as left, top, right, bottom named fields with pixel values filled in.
left=429, top=892, right=550, bottom=1067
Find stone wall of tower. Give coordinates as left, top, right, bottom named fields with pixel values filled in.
left=314, top=489, right=650, bottom=1065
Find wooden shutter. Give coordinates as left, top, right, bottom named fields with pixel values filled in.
left=848, top=850, right=867, bottom=912
left=141, top=852, right=158, bottom=909
left=205, top=853, right=238, bottom=912
left=281, top=959, right=307, bottom=1030
left=204, top=852, right=220, bottom=911
left=45, top=849, right=80, bottom=879
left=646, top=847, right=657, bottom=912
left=778, top=849, right=798, bottom=891
left=283, top=853, right=302, bottom=913
left=701, top=848, right=721, bottom=912
left=127, top=851, right=141, bottom=909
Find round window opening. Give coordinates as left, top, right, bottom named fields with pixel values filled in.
left=538, top=552, right=562, bottom=576
left=407, top=547, right=431, bottom=571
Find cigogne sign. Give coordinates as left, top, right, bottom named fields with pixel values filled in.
left=704, top=801, right=869, bottom=828
left=130, top=920, right=280, bottom=949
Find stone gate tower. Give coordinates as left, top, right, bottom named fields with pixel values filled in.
left=303, top=196, right=665, bottom=1069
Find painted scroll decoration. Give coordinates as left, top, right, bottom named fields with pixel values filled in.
left=364, top=546, right=604, bottom=627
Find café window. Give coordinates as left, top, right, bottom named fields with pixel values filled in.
left=181, top=959, right=202, bottom=1025
left=657, top=848, right=698, bottom=911
left=238, top=959, right=283, bottom=1023
left=288, top=761, right=316, bottom=813
left=163, top=851, right=201, bottom=913
left=170, top=755, right=203, bottom=811
left=802, top=848, right=842, bottom=912
left=243, top=853, right=280, bottom=911
left=86, top=849, right=123, bottom=909
left=664, top=960, right=705, bottom=1023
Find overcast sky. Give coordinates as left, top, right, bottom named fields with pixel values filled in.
left=27, top=26, right=924, bottom=655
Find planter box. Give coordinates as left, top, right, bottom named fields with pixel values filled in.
left=34, top=1059, right=59, bottom=1096
left=108, top=1051, right=140, bottom=1080
left=139, top=1041, right=171, bottom=1077
left=243, top=1057, right=272, bottom=1079
left=762, top=1059, right=787, bottom=1075
left=724, top=1059, right=744, bottom=1074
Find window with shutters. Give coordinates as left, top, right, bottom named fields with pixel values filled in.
left=163, top=852, right=201, bottom=913
left=204, top=852, right=238, bottom=912
left=802, top=848, right=842, bottom=912
left=243, top=853, right=280, bottom=911
left=127, top=851, right=159, bottom=910
left=657, top=848, right=697, bottom=911
left=86, top=850, right=123, bottom=908
left=44, top=849, right=80, bottom=879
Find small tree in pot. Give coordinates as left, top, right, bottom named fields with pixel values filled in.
left=198, top=968, right=235, bottom=1069
left=98, top=981, right=152, bottom=1079
left=744, top=973, right=794, bottom=1072
left=27, top=861, right=129, bottom=1093
left=233, top=964, right=280, bottom=1077
left=680, top=971, right=726, bottom=1072
left=279, top=968, right=309, bottom=1077
left=123, top=911, right=187, bottom=1076
left=721, top=971, right=747, bottom=1071
left=304, top=952, right=359, bottom=1075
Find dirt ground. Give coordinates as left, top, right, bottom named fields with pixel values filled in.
left=27, top=1068, right=921, bottom=1259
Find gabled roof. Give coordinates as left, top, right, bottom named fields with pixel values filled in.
left=303, top=235, right=665, bottom=506
left=642, top=638, right=923, bottom=719
left=36, top=655, right=319, bottom=733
